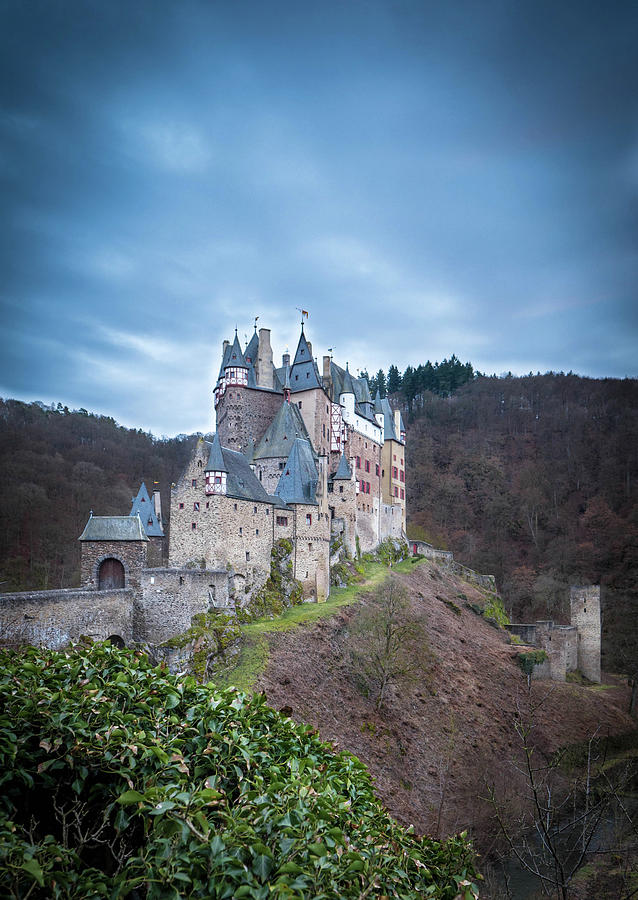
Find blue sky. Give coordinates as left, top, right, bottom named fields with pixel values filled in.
left=1, top=0, right=637, bottom=436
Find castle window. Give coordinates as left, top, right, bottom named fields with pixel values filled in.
left=193, top=502, right=199, bottom=511
left=279, top=462, right=284, bottom=470
left=365, top=460, right=370, bottom=472
left=192, top=479, right=197, bottom=487
left=246, top=551, right=250, bottom=561
left=295, top=374, right=299, bottom=381
left=198, top=460, right=202, bottom=467
left=382, top=469, right=385, bottom=477
left=393, top=454, right=396, bottom=461
left=234, top=503, right=238, bottom=510
left=215, top=476, right=221, bottom=484
left=394, top=486, right=398, bottom=497
left=266, top=508, right=269, bottom=515
left=400, top=489, right=405, bottom=499
left=256, top=528, right=259, bottom=535
left=253, top=506, right=257, bottom=514
left=191, top=522, right=197, bottom=530
left=376, top=464, right=380, bottom=476
left=308, top=543, right=312, bottom=551
left=366, top=482, right=370, bottom=494
left=400, top=457, right=404, bottom=466
left=400, top=470, right=405, bottom=482
left=306, top=514, right=312, bottom=525
left=276, top=516, right=288, bottom=526
left=356, top=456, right=361, bottom=468
left=392, top=466, right=398, bottom=478
left=206, top=502, right=209, bottom=509
left=239, top=527, right=243, bottom=535
left=306, top=372, right=310, bottom=378
left=298, top=401, right=302, bottom=408
left=339, top=485, right=343, bottom=493
left=179, top=503, right=184, bottom=509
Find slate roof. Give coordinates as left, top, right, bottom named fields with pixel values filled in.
left=275, top=438, right=319, bottom=506
left=201, top=438, right=275, bottom=504
left=373, top=394, right=402, bottom=442
left=253, top=400, right=312, bottom=460
left=332, top=452, right=352, bottom=480
left=228, top=331, right=247, bottom=368
left=340, top=366, right=357, bottom=396
left=206, top=433, right=227, bottom=471
left=289, top=329, right=321, bottom=391
left=244, top=329, right=259, bottom=365
left=130, top=482, right=164, bottom=536
left=79, top=515, right=149, bottom=542
left=217, top=341, right=233, bottom=380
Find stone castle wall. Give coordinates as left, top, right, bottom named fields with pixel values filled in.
left=216, top=385, right=282, bottom=453
left=0, top=587, right=135, bottom=649
left=136, top=568, right=230, bottom=644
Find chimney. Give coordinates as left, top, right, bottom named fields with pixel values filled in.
left=394, top=409, right=401, bottom=435
left=282, top=352, right=290, bottom=367
left=323, top=355, right=331, bottom=378
left=256, top=328, right=273, bottom=388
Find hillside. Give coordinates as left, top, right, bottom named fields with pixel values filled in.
left=234, top=561, right=635, bottom=852
left=403, top=373, right=638, bottom=671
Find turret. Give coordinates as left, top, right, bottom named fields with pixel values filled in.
left=204, top=433, right=228, bottom=495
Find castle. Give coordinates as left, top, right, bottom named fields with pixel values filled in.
left=168, top=321, right=407, bottom=602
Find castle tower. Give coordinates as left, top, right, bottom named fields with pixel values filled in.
left=570, top=585, right=601, bottom=683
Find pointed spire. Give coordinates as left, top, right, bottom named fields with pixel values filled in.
left=341, top=365, right=356, bottom=396
left=205, top=432, right=227, bottom=472
left=229, top=331, right=247, bottom=368
left=333, top=452, right=352, bottom=480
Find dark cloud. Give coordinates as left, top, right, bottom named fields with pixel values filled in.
left=1, top=0, right=637, bottom=434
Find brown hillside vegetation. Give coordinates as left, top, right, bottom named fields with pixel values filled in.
left=256, top=563, right=634, bottom=850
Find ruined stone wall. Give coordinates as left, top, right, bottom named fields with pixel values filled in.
left=0, top=588, right=135, bottom=649
left=136, top=568, right=230, bottom=644
left=81, top=541, right=148, bottom=589
left=506, top=623, right=538, bottom=645
left=571, top=585, right=601, bottom=682
left=216, top=385, right=282, bottom=452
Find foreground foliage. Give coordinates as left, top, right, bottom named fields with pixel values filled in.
left=0, top=643, right=479, bottom=898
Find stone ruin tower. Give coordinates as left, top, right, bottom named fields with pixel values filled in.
left=570, top=585, right=601, bottom=683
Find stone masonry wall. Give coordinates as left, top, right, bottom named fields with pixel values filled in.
left=169, top=442, right=275, bottom=592
left=292, top=388, right=332, bottom=458
left=0, top=588, right=135, bottom=649
left=379, top=502, right=404, bottom=541
left=571, top=585, right=601, bottom=683
left=329, top=475, right=357, bottom=557
left=254, top=457, right=286, bottom=496
left=136, top=568, right=231, bottom=644
left=290, top=505, right=331, bottom=600
left=216, top=385, right=282, bottom=453
left=81, top=541, right=148, bottom=589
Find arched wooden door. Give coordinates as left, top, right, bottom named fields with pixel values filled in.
left=98, top=558, right=125, bottom=590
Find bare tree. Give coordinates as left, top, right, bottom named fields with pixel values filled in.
left=348, top=575, right=429, bottom=710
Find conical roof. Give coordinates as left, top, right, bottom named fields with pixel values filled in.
left=205, top=432, right=227, bottom=471
left=274, top=438, right=318, bottom=505
left=253, top=400, right=311, bottom=460
left=228, top=331, right=247, bottom=368
left=290, top=328, right=321, bottom=391
left=341, top=365, right=356, bottom=396
left=332, top=452, right=352, bottom=480
left=292, top=329, right=312, bottom=366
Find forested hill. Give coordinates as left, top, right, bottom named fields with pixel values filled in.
left=0, top=400, right=195, bottom=591
left=404, top=373, right=638, bottom=669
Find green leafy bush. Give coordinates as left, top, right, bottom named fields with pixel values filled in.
left=0, top=644, right=478, bottom=898
left=517, top=649, right=548, bottom=676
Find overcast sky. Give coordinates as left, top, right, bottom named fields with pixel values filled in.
left=1, top=0, right=637, bottom=436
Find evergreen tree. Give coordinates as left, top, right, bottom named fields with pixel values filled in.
left=387, top=364, right=402, bottom=394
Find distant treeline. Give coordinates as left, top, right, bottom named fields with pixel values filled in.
left=360, top=355, right=476, bottom=408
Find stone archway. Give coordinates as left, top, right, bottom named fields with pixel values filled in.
left=98, top=557, right=125, bottom=590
